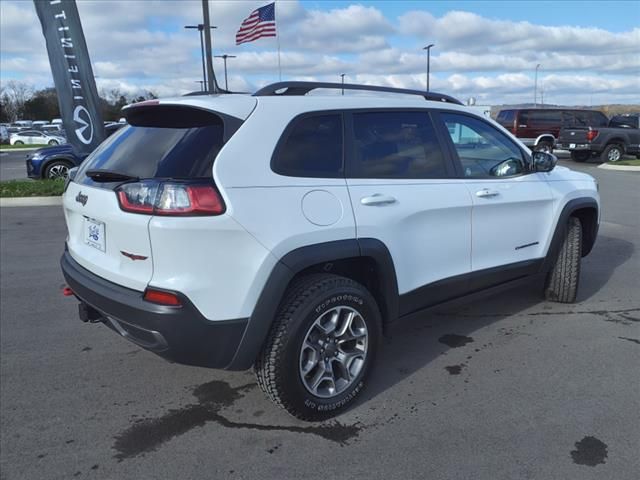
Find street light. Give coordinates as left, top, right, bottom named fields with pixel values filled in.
left=340, top=73, right=345, bottom=95
left=534, top=63, right=541, bottom=108
left=195, top=80, right=205, bottom=91
left=214, top=54, right=237, bottom=91
left=185, top=24, right=217, bottom=91
left=423, top=44, right=435, bottom=92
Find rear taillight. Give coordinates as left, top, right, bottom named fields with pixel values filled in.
left=586, top=129, right=598, bottom=142
left=143, top=288, right=182, bottom=306
left=116, top=181, right=225, bottom=216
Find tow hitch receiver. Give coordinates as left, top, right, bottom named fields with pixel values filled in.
left=79, top=302, right=103, bottom=323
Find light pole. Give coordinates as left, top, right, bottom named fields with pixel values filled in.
left=214, top=54, right=236, bottom=91
left=185, top=24, right=217, bottom=92
left=340, top=73, right=345, bottom=95
left=423, top=44, right=434, bottom=92
left=195, top=80, right=205, bottom=91
left=534, top=63, right=541, bottom=108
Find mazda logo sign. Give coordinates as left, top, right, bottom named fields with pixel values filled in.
left=73, top=105, right=94, bottom=145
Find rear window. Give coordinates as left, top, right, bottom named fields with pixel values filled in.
left=561, top=110, right=608, bottom=127
left=76, top=107, right=227, bottom=186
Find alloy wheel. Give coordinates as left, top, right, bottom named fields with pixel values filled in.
left=299, top=306, right=368, bottom=398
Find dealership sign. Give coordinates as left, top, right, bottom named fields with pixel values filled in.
left=34, top=0, right=105, bottom=155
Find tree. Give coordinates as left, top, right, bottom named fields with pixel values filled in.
left=23, top=88, right=60, bottom=121
left=0, top=80, right=34, bottom=121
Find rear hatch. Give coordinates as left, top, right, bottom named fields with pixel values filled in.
left=63, top=98, right=254, bottom=291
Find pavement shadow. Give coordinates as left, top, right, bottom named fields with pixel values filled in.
left=362, top=233, right=634, bottom=405
left=363, top=287, right=544, bottom=404
left=578, top=234, right=635, bottom=302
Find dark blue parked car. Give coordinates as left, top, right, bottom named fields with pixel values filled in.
left=26, top=123, right=124, bottom=179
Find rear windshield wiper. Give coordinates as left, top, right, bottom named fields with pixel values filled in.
left=85, top=169, right=139, bottom=182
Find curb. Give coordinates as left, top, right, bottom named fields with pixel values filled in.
left=0, top=196, right=62, bottom=207
left=598, top=163, right=640, bottom=171
left=0, top=148, right=40, bottom=153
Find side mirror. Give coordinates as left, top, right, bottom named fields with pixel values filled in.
left=532, top=151, right=557, bottom=172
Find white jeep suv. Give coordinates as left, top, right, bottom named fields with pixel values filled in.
left=61, top=82, right=600, bottom=420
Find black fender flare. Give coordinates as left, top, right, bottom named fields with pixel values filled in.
left=541, top=197, right=599, bottom=273
left=226, top=238, right=398, bottom=370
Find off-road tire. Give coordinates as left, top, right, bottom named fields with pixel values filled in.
left=255, top=273, right=381, bottom=421
left=544, top=216, right=582, bottom=303
left=601, top=144, right=623, bottom=163
left=570, top=151, right=591, bottom=163
left=535, top=141, right=554, bottom=154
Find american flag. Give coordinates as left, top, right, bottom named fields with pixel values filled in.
left=235, top=2, right=277, bottom=45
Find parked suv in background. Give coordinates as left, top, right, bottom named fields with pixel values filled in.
left=557, top=113, right=640, bottom=162
left=496, top=108, right=608, bottom=153
left=26, top=123, right=124, bottom=179
left=61, top=82, right=600, bottom=420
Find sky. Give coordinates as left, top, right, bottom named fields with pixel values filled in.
left=1, top=0, right=639, bottom=106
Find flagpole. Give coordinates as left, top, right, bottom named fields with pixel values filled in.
left=277, top=34, right=282, bottom=81
left=275, top=2, right=281, bottom=81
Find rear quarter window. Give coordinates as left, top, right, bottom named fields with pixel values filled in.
left=271, top=114, right=343, bottom=178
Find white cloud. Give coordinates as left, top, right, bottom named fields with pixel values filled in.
left=399, top=10, right=640, bottom=54
left=1, top=1, right=638, bottom=105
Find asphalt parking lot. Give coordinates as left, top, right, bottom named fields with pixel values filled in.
left=1, top=161, right=638, bottom=480
left=0, top=150, right=31, bottom=181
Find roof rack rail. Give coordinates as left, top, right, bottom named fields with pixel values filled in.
left=253, top=81, right=463, bottom=105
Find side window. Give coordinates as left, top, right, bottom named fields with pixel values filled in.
left=272, top=114, right=343, bottom=177
left=609, top=116, right=637, bottom=129
left=351, top=111, right=448, bottom=179
left=528, top=110, right=543, bottom=125
left=441, top=113, right=526, bottom=178
left=535, top=111, right=562, bottom=126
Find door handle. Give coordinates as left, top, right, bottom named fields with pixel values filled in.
left=476, top=189, right=500, bottom=198
left=360, top=194, right=397, bottom=206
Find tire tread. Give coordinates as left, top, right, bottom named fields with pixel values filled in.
left=545, top=216, right=582, bottom=303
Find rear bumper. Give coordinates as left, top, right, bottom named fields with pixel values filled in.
left=61, top=251, right=248, bottom=369
left=556, top=142, right=600, bottom=152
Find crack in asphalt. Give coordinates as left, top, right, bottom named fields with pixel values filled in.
left=618, top=336, right=640, bottom=345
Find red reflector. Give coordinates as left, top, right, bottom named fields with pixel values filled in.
left=62, top=287, right=74, bottom=297
left=586, top=129, right=598, bottom=142
left=143, top=289, right=182, bottom=306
